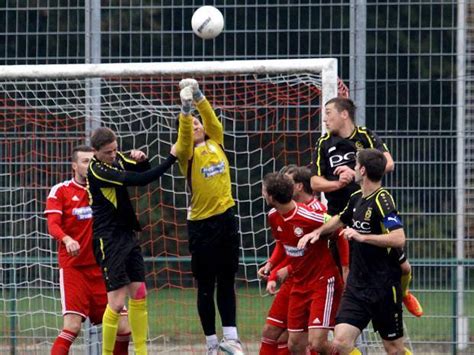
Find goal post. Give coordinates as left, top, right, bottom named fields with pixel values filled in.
left=0, top=58, right=344, bottom=353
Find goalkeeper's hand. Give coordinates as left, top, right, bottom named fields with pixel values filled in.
left=179, top=78, right=204, bottom=102
left=180, top=87, right=193, bottom=115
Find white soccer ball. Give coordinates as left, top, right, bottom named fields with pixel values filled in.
left=191, top=6, right=224, bottom=39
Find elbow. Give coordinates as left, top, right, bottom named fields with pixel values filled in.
left=385, top=161, right=395, bottom=173
left=394, top=240, right=405, bottom=249
left=394, top=233, right=406, bottom=248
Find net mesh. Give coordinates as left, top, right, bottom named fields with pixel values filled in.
left=0, top=73, right=348, bottom=352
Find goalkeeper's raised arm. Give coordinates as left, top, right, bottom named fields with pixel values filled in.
left=174, top=78, right=244, bottom=354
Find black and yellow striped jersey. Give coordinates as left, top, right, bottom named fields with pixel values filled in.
left=311, top=126, right=389, bottom=215
left=339, top=188, right=403, bottom=288
left=175, top=98, right=235, bottom=221
left=87, top=151, right=176, bottom=235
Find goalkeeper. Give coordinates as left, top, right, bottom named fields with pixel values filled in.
left=174, top=79, right=244, bottom=355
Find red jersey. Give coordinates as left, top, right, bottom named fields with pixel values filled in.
left=45, top=179, right=95, bottom=268
left=268, top=202, right=338, bottom=284
left=305, top=196, right=326, bottom=214
left=268, top=196, right=327, bottom=281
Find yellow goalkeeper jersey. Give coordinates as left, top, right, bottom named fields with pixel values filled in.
left=175, top=98, right=235, bottom=221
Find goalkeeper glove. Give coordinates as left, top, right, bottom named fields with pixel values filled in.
left=179, top=78, right=204, bottom=102
left=180, top=87, right=193, bottom=115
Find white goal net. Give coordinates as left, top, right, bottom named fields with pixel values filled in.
left=0, top=59, right=348, bottom=353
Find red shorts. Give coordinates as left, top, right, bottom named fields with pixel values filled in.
left=287, top=274, right=342, bottom=332
left=60, top=265, right=108, bottom=324
left=266, top=278, right=293, bottom=329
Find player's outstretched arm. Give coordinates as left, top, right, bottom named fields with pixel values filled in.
left=175, top=87, right=195, bottom=171
left=89, top=152, right=176, bottom=187
left=297, top=214, right=344, bottom=249
left=183, top=79, right=224, bottom=145
left=117, top=151, right=151, bottom=172
left=345, top=227, right=405, bottom=248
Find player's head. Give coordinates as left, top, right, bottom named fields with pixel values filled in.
left=285, top=166, right=313, bottom=200
left=355, top=148, right=387, bottom=183
left=72, top=145, right=94, bottom=181
left=262, top=172, right=294, bottom=207
left=279, top=164, right=298, bottom=175
left=90, top=127, right=118, bottom=165
left=192, top=116, right=206, bottom=144
left=176, top=116, right=206, bottom=145
left=324, top=97, right=356, bottom=134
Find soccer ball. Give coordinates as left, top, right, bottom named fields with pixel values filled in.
left=191, top=6, right=224, bottom=39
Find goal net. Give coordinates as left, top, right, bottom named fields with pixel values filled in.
left=0, top=59, right=347, bottom=353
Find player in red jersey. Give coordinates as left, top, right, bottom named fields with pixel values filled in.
left=259, top=166, right=329, bottom=355
left=261, top=172, right=343, bottom=355
left=45, top=145, right=130, bottom=355
left=259, top=165, right=349, bottom=355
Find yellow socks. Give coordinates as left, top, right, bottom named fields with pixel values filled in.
left=102, top=305, right=120, bottom=355
left=129, top=298, right=148, bottom=355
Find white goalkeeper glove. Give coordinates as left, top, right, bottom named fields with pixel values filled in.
left=180, top=87, right=193, bottom=115
left=179, top=78, right=204, bottom=102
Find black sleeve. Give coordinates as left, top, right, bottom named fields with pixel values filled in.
left=89, top=155, right=176, bottom=187
left=122, top=155, right=176, bottom=186
left=365, top=128, right=389, bottom=152
left=117, top=151, right=152, bottom=172
left=375, top=189, right=397, bottom=218
left=311, top=136, right=327, bottom=176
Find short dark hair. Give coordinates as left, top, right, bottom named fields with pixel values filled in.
left=90, top=127, right=117, bottom=150
left=263, top=172, right=293, bottom=204
left=325, top=97, right=356, bottom=121
left=289, top=166, right=313, bottom=194
left=72, top=145, right=93, bottom=162
left=357, top=148, right=387, bottom=182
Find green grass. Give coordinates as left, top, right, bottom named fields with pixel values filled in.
left=1, top=287, right=473, bottom=348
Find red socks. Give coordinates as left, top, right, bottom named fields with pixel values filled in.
left=51, top=329, right=77, bottom=355
left=113, top=332, right=131, bottom=354
left=277, top=342, right=290, bottom=354
left=260, top=337, right=278, bottom=355
left=260, top=338, right=291, bottom=355
left=51, top=329, right=130, bottom=355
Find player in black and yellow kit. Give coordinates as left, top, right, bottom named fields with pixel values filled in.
left=299, top=149, right=407, bottom=354
left=174, top=79, right=244, bottom=355
left=87, top=127, right=176, bottom=355
left=311, top=97, right=423, bottom=318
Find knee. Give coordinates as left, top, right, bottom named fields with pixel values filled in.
left=333, top=336, right=354, bottom=354
left=197, top=280, right=215, bottom=297
left=63, top=316, right=82, bottom=334
left=262, top=324, right=283, bottom=340
left=308, top=338, right=326, bottom=353
left=108, top=297, right=126, bottom=313
left=400, top=261, right=411, bottom=275
left=288, top=338, right=305, bottom=353
left=109, top=302, right=125, bottom=313
left=131, top=282, right=147, bottom=300
left=384, top=341, right=405, bottom=355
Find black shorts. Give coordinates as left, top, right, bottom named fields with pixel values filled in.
left=335, top=283, right=404, bottom=340
left=93, top=228, right=145, bottom=292
left=187, top=207, right=240, bottom=280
